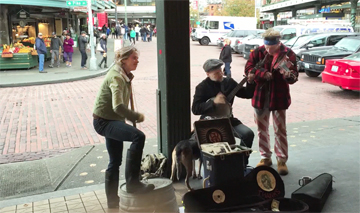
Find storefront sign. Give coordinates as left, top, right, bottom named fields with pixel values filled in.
left=66, top=1, right=87, bottom=6
left=17, top=9, right=30, bottom=19
left=73, top=6, right=88, bottom=12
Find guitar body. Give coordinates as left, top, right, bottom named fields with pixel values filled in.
left=205, top=98, right=232, bottom=119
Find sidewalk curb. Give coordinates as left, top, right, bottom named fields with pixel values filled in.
left=0, top=62, right=114, bottom=88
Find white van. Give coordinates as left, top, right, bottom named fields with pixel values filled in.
left=194, top=16, right=257, bottom=45
left=273, top=25, right=354, bottom=41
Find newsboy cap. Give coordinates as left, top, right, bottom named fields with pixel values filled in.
left=203, top=59, right=224, bottom=72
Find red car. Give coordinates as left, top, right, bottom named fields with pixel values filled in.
left=322, top=52, right=360, bottom=91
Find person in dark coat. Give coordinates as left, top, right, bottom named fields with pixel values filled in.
left=219, top=38, right=232, bottom=78
left=78, top=31, right=88, bottom=69
left=192, top=59, right=255, bottom=166
left=98, top=34, right=108, bottom=68
left=245, top=28, right=298, bottom=175
left=49, top=32, right=63, bottom=68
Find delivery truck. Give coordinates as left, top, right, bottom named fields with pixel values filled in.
left=194, top=16, right=257, bottom=45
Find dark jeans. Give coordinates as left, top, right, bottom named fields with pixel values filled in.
left=80, top=49, right=88, bottom=67
left=136, top=32, right=139, bottom=41
left=232, top=123, right=254, bottom=166
left=93, top=118, right=145, bottom=172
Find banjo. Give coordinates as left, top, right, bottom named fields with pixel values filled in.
left=204, top=76, right=249, bottom=119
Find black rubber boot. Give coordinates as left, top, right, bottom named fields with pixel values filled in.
left=125, top=149, right=155, bottom=194
left=105, top=171, right=120, bottom=208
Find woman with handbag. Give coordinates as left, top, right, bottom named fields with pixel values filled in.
left=98, top=34, right=108, bottom=68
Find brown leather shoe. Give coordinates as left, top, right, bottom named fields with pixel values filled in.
left=277, top=161, right=288, bottom=176
left=256, top=158, right=272, bottom=167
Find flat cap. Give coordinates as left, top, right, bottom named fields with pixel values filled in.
left=203, top=59, right=224, bottom=72
left=81, top=31, right=86, bottom=34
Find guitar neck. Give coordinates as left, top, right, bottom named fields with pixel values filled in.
left=226, top=77, right=248, bottom=102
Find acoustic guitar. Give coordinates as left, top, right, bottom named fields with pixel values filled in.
left=204, top=76, right=248, bottom=119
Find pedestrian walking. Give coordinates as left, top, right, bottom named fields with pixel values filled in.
left=245, top=28, right=299, bottom=176
left=130, top=28, right=136, bottom=44
left=78, top=31, right=89, bottom=69
left=61, top=30, right=67, bottom=63
left=219, top=38, right=232, bottom=78
left=111, top=26, right=115, bottom=39
left=35, top=32, right=47, bottom=73
left=135, top=24, right=140, bottom=41
left=49, top=32, right=63, bottom=68
left=98, top=34, right=108, bottom=68
left=63, top=33, right=74, bottom=67
left=93, top=45, right=155, bottom=209
left=115, top=24, right=121, bottom=39
left=153, top=26, right=157, bottom=37
left=106, top=27, right=111, bottom=37
left=146, top=25, right=151, bottom=42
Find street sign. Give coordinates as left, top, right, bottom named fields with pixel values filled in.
left=73, top=6, right=88, bottom=12
left=66, top=1, right=87, bottom=6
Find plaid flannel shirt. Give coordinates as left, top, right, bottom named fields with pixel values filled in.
left=244, top=43, right=298, bottom=110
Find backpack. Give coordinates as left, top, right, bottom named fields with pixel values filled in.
left=140, top=153, right=167, bottom=180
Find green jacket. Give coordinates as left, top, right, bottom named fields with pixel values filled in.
left=130, top=30, right=136, bottom=38
left=93, top=64, right=136, bottom=121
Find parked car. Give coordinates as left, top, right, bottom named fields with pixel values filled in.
left=234, top=33, right=264, bottom=54
left=243, top=43, right=259, bottom=60
left=218, top=29, right=265, bottom=51
left=216, top=30, right=236, bottom=47
left=284, top=32, right=360, bottom=71
left=322, top=52, right=360, bottom=91
left=299, top=36, right=360, bottom=77
left=273, top=24, right=354, bottom=41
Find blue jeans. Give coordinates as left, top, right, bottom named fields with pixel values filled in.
left=93, top=118, right=145, bottom=173
left=224, top=62, right=231, bottom=78
left=232, top=123, right=254, bottom=166
left=143, top=34, right=147, bottom=42
left=39, top=54, right=45, bottom=72
left=124, top=33, right=128, bottom=40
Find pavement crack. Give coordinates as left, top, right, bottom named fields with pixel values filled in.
left=54, top=146, right=95, bottom=191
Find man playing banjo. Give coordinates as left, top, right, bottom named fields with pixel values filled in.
left=192, top=59, right=255, bottom=166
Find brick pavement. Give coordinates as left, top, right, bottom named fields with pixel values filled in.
left=0, top=38, right=359, bottom=163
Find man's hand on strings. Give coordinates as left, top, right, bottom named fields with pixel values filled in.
left=214, top=93, right=226, bottom=104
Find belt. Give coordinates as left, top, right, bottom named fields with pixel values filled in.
left=93, top=113, right=102, bottom=120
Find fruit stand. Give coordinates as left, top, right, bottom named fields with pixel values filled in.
left=0, top=43, right=38, bottom=70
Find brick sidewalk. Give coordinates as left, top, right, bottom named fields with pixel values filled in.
left=0, top=38, right=359, bottom=163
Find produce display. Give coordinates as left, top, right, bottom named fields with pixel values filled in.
left=2, top=42, right=36, bottom=57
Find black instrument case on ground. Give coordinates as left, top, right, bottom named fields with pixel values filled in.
left=291, top=173, right=333, bottom=212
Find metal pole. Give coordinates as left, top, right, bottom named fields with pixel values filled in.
left=124, top=0, right=128, bottom=25
left=115, top=1, right=118, bottom=24
left=87, top=0, right=97, bottom=71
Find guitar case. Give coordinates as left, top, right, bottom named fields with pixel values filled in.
left=291, top=173, right=333, bottom=212
left=183, top=166, right=294, bottom=212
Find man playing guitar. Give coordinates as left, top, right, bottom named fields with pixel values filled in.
left=192, top=59, right=255, bottom=166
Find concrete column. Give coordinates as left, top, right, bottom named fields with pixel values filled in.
left=350, top=0, right=357, bottom=32
left=314, top=4, right=322, bottom=14
left=0, top=5, right=10, bottom=45
left=292, top=9, right=297, bottom=19
left=273, top=12, right=278, bottom=26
